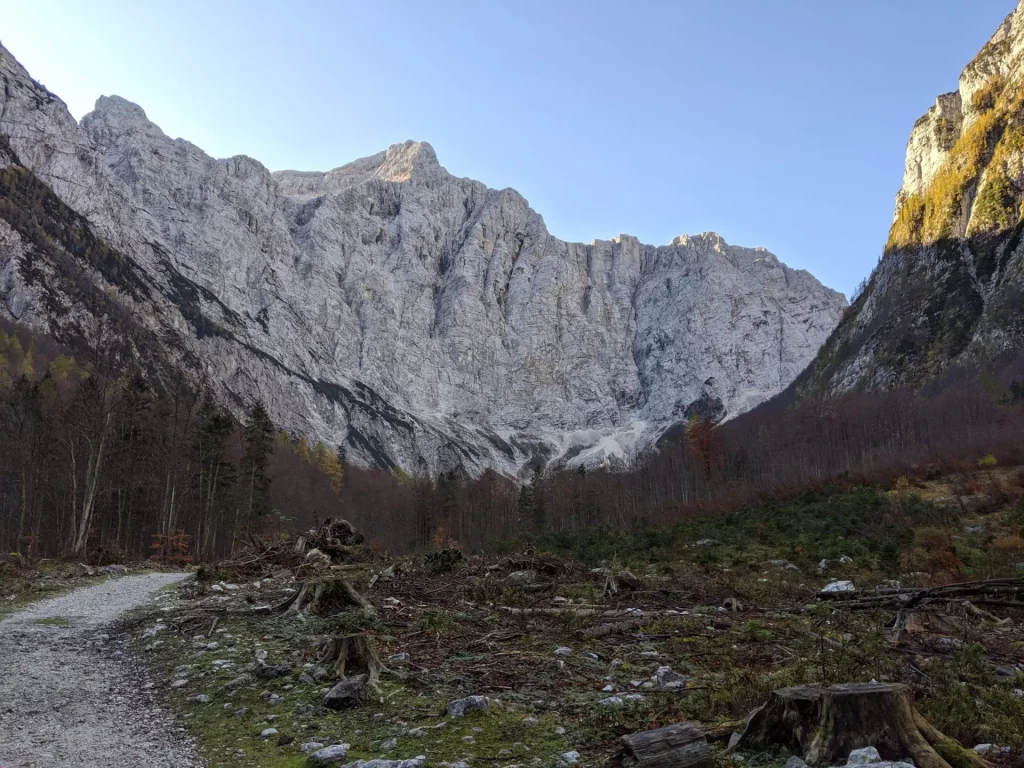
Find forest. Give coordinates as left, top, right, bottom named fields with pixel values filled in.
left=2, top=314, right=1023, bottom=562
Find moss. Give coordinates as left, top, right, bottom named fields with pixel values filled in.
left=33, top=615, right=71, bottom=626
left=934, top=739, right=975, bottom=768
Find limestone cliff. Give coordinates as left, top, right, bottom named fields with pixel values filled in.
left=0, top=42, right=846, bottom=475
left=807, top=1, right=1024, bottom=392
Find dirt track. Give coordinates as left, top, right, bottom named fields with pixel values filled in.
left=0, top=572, right=204, bottom=768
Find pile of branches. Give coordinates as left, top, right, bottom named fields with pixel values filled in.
left=818, top=578, right=1024, bottom=613
left=214, top=517, right=365, bottom=579
left=819, top=578, right=1024, bottom=649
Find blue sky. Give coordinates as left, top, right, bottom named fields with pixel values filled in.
left=0, top=0, right=1016, bottom=296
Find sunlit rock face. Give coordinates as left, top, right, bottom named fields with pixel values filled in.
left=0, top=43, right=846, bottom=476
left=803, top=1, right=1024, bottom=394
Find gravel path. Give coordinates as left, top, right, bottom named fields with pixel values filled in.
left=0, top=572, right=205, bottom=767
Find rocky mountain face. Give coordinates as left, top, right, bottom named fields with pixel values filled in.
left=805, top=1, right=1024, bottom=393
left=0, top=42, right=846, bottom=476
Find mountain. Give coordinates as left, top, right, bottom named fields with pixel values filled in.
left=0, top=42, right=846, bottom=476
left=805, top=2, right=1024, bottom=393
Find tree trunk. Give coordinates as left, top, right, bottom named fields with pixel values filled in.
left=735, top=683, right=990, bottom=768
left=616, top=722, right=711, bottom=768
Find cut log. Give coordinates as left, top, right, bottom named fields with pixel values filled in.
left=735, top=683, right=990, bottom=768
left=578, top=618, right=645, bottom=639
left=615, top=722, right=712, bottom=768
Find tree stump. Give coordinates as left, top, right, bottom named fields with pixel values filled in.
left=275, top=575, right=377, bottom=617
left=319, top=633, right=386, bottom=687
left=616, top=722, right=712, bottom=768
left=735, top=683, right=990, bottom=768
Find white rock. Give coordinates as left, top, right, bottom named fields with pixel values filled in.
left=0, top=43, right=846, bottom=477
left=562, top=751, right=580, bottom=765
left=847, top=747, right=881, bottom=764
left=822, top=580, right=856, bottom=593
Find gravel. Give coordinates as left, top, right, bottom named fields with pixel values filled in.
left=0, top=572, right=205, bottom=767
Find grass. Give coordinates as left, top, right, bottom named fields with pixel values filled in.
left=128, top=474, right=1024, bottom=765
left=33, top=615, right=71, bottom=626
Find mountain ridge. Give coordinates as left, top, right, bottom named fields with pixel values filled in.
left=0, top=40, right=846, bottom=477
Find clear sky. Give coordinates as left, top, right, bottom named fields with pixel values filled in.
left=0, top=0, right=1017, bottom=297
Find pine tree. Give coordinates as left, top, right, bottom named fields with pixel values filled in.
left=242, top=401, right=274, bottom=536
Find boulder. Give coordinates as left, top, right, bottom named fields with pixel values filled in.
left=447, top=695, right=490, bottom=718
left=307, top=743, right=351, bottom=766
left=323, top=675, right=368, bottom=709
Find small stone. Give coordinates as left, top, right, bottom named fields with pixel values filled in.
left=598, top=696, right=623, bottom=707
left=388, top=652, right=411, bottom=663
left=447, top=694, right=490, bottom=717
left=508, top=569, right=537, bottom=583
left=555, top=726, right=566, bottom=736
left=256, top=662, right=292, bottom=678
left=554, top=646, right=572, bottom=657
left=210, top=584, right=224, bottom=593
left=727, top=732, right=742, bottom=749
left=260, top=728, right=279, bottom=738
left=847, top=747, right=882, bottom=764
left=654, top=666, right=688, bottom=690
left=301, top=742, right=325, bottom=753
left=522, top=716, right=538, bottom=726
left=224, top=674, right=251, bottom=689
left=784, top=758, right=809, bottom=768
left=601, top=684, right=614, bottom=692
left=187, top=694, right=210, bottom=704
left=170, top=679, right=188, bottom=689
left=306, top=743, right=351, bottom=766
left=562, top=751, right=580, bottom=765
left=381, top=737, right=398, bottom=751
left=822, top=580, right=856, bottom=593
left=323, top=675, right=367, bottom=709
left=461, top=735, right=476, bottom=744
left=234, top=707, right=248, bottom=717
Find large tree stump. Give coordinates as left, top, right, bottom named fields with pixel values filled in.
left=319, top=633, right=386, bottom=687
left=275, top=576, right=377, bottom=617
left=616, top=722, right=712, bottom=768
left=735, top=683, right=989, bottom=768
